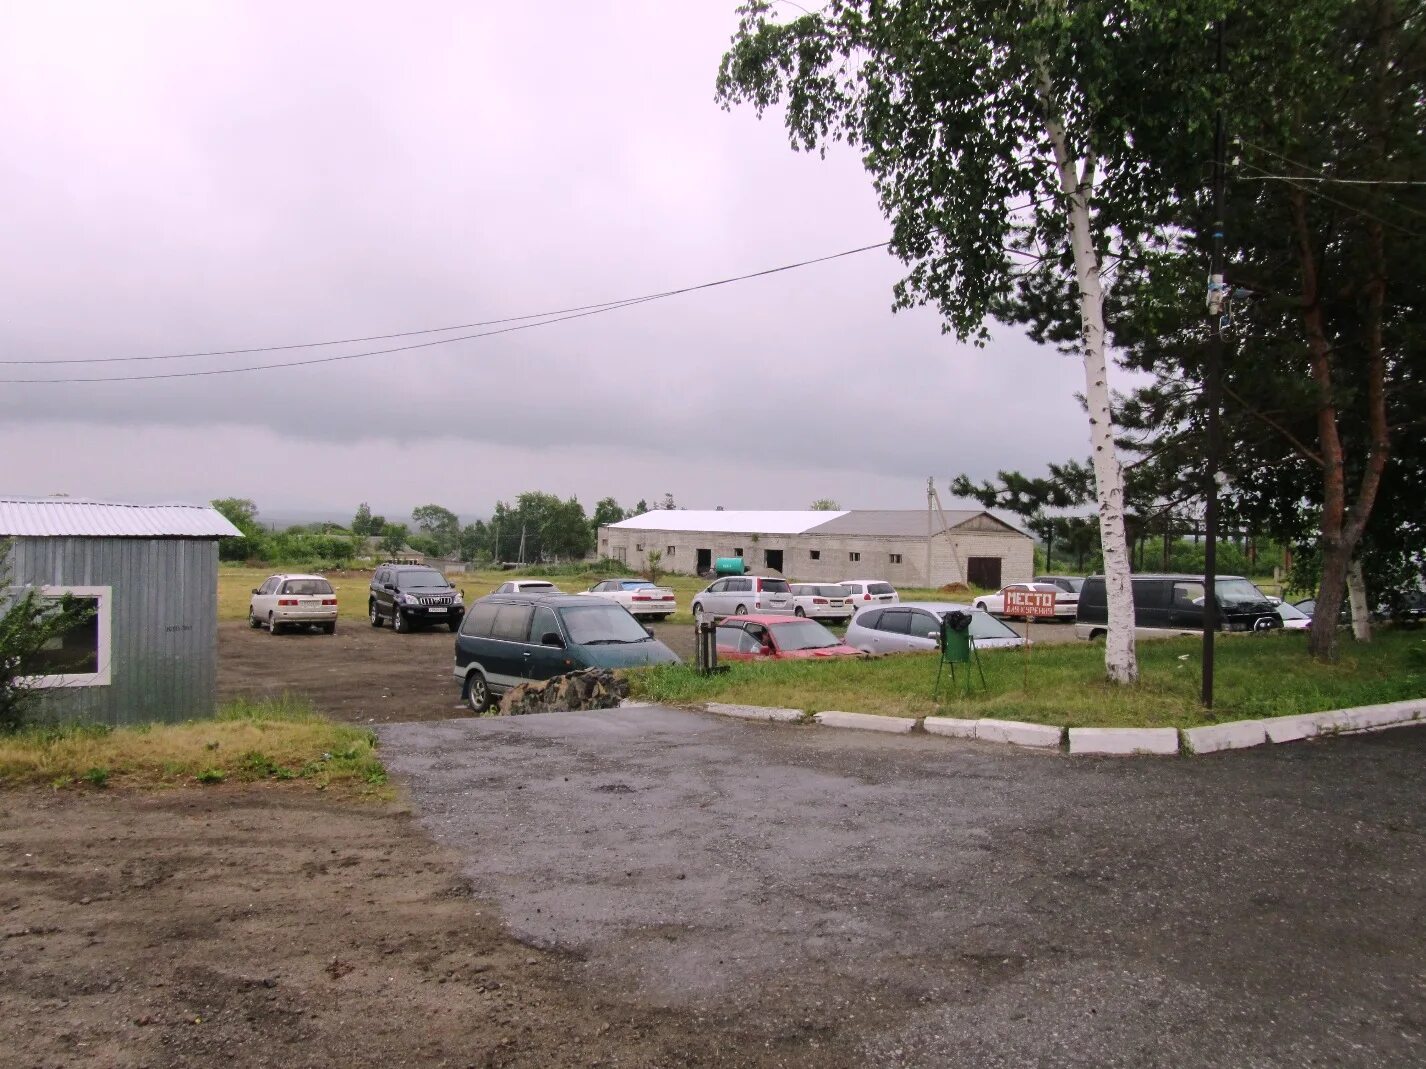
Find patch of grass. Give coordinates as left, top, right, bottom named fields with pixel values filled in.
left=0, top=697, right=387, bottom=793
left=626, top=630, right=1426, bottom=729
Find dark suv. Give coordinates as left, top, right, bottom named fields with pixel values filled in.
left=369, top=563, right=465, bottom=633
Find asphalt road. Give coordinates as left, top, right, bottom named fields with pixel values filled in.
left=380, top=708, right=1426, bottom=1068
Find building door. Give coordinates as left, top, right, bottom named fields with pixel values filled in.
left=966, top=556, right=1002, bottom=589
left=764, top=549, right=784, bottom=573
left=697, top=548, right=712, bottom=574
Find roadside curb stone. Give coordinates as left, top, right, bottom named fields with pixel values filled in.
left=923, top=717, right=978, bottom=739
left=813, top=710, right=916, bottom=733
left=1182, top=719, right=1269, bottom=754
left=706, top=702, right=804, bottom=723
left=1068, top=727, right=1180, bottom=756
left=975, top=719, right=1062, bottom=749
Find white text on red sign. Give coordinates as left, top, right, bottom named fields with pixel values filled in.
left=1004, top=590, right=1057, bottom=617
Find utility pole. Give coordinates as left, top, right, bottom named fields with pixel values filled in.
left=1202, top=18, right=1227, bottom=708
left=926, top=476, right=934, bottom=586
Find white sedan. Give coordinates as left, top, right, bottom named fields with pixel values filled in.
left=973, top=582, right=1072, bottom=620
left=249, top=573, right=338, bottom=635
left=789, top=583, right=856, bottom=621
left=575, top=578, right=678, bottom=620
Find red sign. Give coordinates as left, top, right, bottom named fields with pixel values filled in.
left=1004, top=588, right=1057, bottom=618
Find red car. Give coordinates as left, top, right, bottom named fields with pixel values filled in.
left=714, top=615, right=864, bottom=661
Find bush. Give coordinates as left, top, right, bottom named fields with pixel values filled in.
left=519, top=558, right=635, bottom=577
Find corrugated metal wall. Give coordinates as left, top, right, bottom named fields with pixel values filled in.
left=8, top=537, right=219, bottom=725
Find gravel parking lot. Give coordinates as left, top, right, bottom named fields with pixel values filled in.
left=380, top=707, right=1426, bottom=1068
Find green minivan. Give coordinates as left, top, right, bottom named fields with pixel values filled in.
left=453, top=593, right=680, bottom=712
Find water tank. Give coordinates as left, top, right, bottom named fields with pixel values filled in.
left=714, top=556, right=748, bottom=576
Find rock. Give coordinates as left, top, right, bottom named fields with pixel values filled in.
left=498, top=670, right=629, bottom=716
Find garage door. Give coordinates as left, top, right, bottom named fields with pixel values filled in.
left=966, top=557, right=1002, bottom=589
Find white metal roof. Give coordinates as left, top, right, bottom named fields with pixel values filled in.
left=609, top=510, right=850, bottom=535
left=0, top=497, right=243, bottom=538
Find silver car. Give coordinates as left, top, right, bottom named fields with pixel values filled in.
left=790, top=583, right=855, bottom=621
left=691, top=575, right=794, bottom=617
left=844, top=601, right=1024, bottom=654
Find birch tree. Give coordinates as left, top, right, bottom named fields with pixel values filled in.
left=717, top=1, right=1211, bottom=682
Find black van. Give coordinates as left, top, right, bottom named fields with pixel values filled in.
left=453, top=593, right=679, bottom=712
left=1074, top=573, right=1281, bottom=640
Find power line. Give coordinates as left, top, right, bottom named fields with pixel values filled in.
left=2, top=242, right=890, bottom=385
left=1235, top=159, right=1426, bottom=239
left=2, top=241, right=890, bottom=368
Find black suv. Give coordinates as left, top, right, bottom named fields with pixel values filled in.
left=369, top=563, right=465, bottom=633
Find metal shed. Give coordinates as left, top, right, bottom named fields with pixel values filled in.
left=0, top=497, right=240, bottom=726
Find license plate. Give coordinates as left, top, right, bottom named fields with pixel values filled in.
left=427, top=606, right=447, bottom=613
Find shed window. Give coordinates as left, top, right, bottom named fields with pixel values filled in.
left=19, top=585, right=112, bottom=689
left=849, top=552, right=861, bottom=562
left=889, top=554, right=903, bottom=565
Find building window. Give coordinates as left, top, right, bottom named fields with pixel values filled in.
left=635, top=543, right=644, bottom=552
left=19, top=586, right=112, bottom=689
left=600, top=538, right=608, bottom=548
left=613, top=546, right=627, bottom=563
left=889, top=553, right=903, bottom=564
left=666, top=546, right=675, bottom=556
left=849, top=552, right=861, bottom=562
left=734, top=547, right=744, bottom=557
left=809, top=550, right=821, bottom=561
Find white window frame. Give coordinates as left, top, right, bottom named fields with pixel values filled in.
left=19, top=585, right=113, bottom=689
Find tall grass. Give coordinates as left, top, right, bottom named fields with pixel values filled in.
left=0, top=695, right=386, bottom=792
left=627, top=630, right=1426, bottom=729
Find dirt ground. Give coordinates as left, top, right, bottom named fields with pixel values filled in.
left=216, top=617, right=1076, bottom=725
left=1, top=787, right=838, bottom=1069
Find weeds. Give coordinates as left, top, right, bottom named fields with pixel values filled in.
left=0, top=697, right=387, bottom=793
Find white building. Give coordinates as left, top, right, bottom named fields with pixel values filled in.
left=598, top=509, right=1033, bottom=589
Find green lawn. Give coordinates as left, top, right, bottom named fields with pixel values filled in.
left=626, top=629, right=1426, bottom=729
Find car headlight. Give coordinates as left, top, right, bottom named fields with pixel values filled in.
left=399, top=593, right=418, bottom=605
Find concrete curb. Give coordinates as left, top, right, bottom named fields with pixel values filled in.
left=813, top=710, right=916, bottom=734
left=1068, top=727, right=1180, bottom=756
left=922, top=717, right=978, bottom=739
left=705, top=702, right=804, bottom=723
left=974, top=719, right=1063, bottom=749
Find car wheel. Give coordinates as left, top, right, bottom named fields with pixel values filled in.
left=393, top=609, right=411, bottom=634
left=974, top=601, right=987, bottom=611
left=734, top=605, right=748, bottom=615
left=267, top=613, right=281, bottom=636
left=323, top=622, right=337, bottom=635
left=794, top=606, right=806, bottom=617
left=464, top=671, right=492, bottom=713
left=248, top=609, right=261, bottom=629
left=369, top=600, right=382, bottom=628
left=691, top=602, right=704, bottom=618
left=1090, top=628, right=1106, bottom=642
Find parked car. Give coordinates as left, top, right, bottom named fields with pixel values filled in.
left=691, top=575, right=794, bottom=617
left=1033, top=575, right=1084, bottom=617
left=844, top=602, right=1024, bottom=655
left=453, top=593, right=679, bottom=712
left=369, top=563, right=465, bottom=633
left=789, top=583, right=855, bottom=622
left=714, top=615, right=863, bottom=661
left=492, top=579, right=564, bottom=595
left=974, top=582, right=1072, bottom=620
left=1274, top=599, right=1312, bottom=631
left=574, top=578, right=677, bottom=620
left=1075, top=574, right=1281, bottom=640
left=249, top=573, right=338, bottom=635
left=840, top=580, right=900, bottom=613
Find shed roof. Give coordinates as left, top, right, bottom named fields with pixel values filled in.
left=607, top=509, right=1029, bottom=539
left=0, top=497, right=242, bottom=538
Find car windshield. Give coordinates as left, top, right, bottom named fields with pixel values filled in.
left=282, top=579, right=333, bottom=596
left=868, top=583, right=896, bottom=595
left=1277, top=601, right=1309, bottom=620
left=969, top=610, right=1019, bottom=640
left=558, top=603, right=651, bottom=645
left=1216, top=579, right=1271, bottom=608
left=395, top=569, right=449, bottom=590
left=770, top=620, right=843, bottom=651
left=619, top=581, right=655, bottom=590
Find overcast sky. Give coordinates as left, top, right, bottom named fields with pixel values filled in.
left=0, top=1, right=1102, bottom=524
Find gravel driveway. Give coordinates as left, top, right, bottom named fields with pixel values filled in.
left=380, top=707, right=1426, bottom=1068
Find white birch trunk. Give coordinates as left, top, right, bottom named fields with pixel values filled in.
left=1346, top=558, right=1372, bottom=642
left=1041, top=108, right=1139, bottom=683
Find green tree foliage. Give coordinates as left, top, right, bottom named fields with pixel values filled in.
left=633, top=499, right=649, bottom=516
left=591, top=497, right=626, bottom=533
left=809, top=499, right=840, bottom=511
left=0, top=543, right=97, bottom=731
left=379, top=523, right=411, bottom=558
left=211, top=497, right=262, bottom=562
left=351, top=502, right=375, bottom=537
left=411, top=504, right=461, bottom=558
